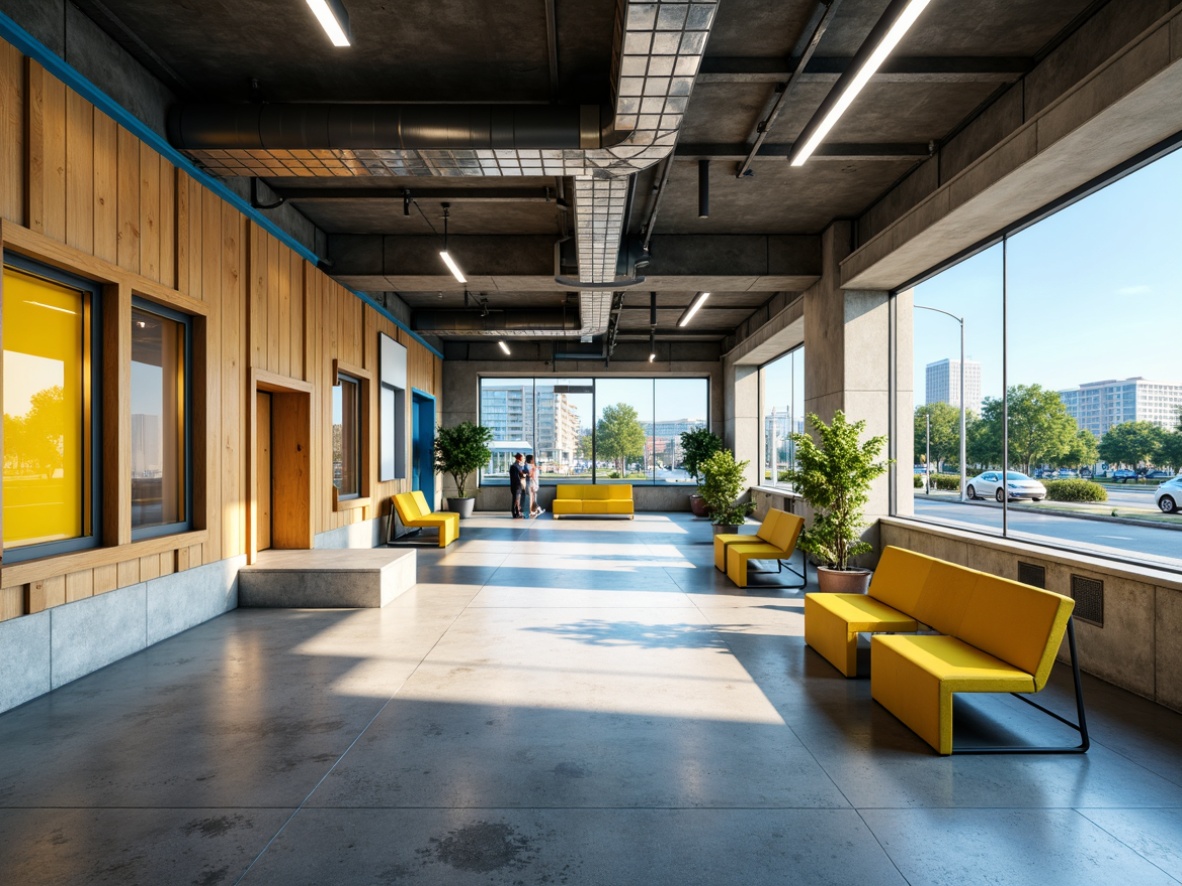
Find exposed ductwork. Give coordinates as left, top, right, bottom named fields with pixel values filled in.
left=412, top=308, right=580, bottom=335
left=168, top=1, right=719, bottom=338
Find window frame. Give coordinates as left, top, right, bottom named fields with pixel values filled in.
left=129, top=297, right=193, bottom=542
left=331, top=359, right=371, bottom=509
left=756, top=344, right=805, bottom=491
left=2, top=253, right=103, bottom=563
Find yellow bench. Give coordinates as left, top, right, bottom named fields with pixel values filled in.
left=805, top=545, right=1087, bottom=755
left=715, top=509, right=807, bottom=588
left=391, top=491, right=459, bottom=547
left=551, top=485, right=634, bottom=519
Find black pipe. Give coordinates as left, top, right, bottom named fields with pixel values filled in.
left=168, top=104, right=608, bottom=151
left=413, top=308, right=579, bottom=333
left=698, top=158, right=710, bottom=219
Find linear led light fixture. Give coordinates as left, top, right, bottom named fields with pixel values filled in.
left=305, top=0, right=352, bottom=47
left=790, top=0, right=933, bottom=166
left=678, top=292, right=711, bottom=327
left=439, top=203, right=467, bottom=284
left=498, top=340, right=511, bottom=355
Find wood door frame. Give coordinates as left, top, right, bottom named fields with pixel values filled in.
left=248, top=369, right=314, bottom=563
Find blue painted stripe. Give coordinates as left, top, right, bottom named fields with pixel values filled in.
left=0, top=11, right=443, bottom=361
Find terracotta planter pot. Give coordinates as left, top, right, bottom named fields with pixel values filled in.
left=816, top=566, right=871, bottom=594
left=689, top=494, right=710, bottom=517
left=447, top=497, right=476, bottom=519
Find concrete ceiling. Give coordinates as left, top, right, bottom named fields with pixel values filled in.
left=72, top=0, right=1104, bottom=345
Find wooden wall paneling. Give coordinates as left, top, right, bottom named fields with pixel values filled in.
left=270, top=390, right=312, bottom=548
left=158, top=550, right=175, bottom=577
left=116, top=124, right=140, bottom=273
left=1, top=586, right=22, bottom=621
left=116, top=559, right=139, bottom=587
left=266, top=231, right=279, bottom=373
left=247, top=222, right=263, bottom=368
left=26, top=575, right=65, bottom=613
left=102, top=282, right=132, bottom=546
left=175, top=169, right=190, bottom=293
left=139, top=142, right=160, bottom=282
left=221, top=202, right=245, bottom=559
left=200, top=186, right=223, bottom=562
left=277, top=241, right=291, bottom=377
left=176, top=545, right=190, bottom=572
left=93, top=563, right=117, bottom=594
left=160, top=164, right=175, bottom=288
left=92, top=111, right=118, bottom=263
left=291, top=259, right=306, bottom=380
left=189, top=543, right=202, bottom=568
left=306, top=271, right=323, bottom=531
left=65, top=569, right=94, bottom=603
left=178, top=173, right=203, bottom=299
left=139, top=553, right=160, bottom=582
left=1, top=528, right=206, bottom=590
left=64, top=88, right=94, bottom=253
left=1, top=39, right=24, bottom=224
left=25, top=60, right=67, bottom=240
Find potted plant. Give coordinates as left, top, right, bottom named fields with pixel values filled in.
left=680, top=427, right=723, bottom=517
left=784, top=411, right=891, bottom=593
left=698, top=449, right=757, bottom=533
left=433, top=421, right=493, bottom=518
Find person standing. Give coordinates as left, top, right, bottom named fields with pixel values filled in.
left=509, top=452, right=525, bottom=518
left=525, top=454, right=543, bottom=517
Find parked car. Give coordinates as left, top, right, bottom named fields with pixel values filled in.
left=965, top=471, right=1047, bottom=502
left=1155, top=474, right=1182, bottom=514
left=1144, top=470, right=1173, bottom=480
left=1056, top=468, right=1077, bottom=479
left=1112, top=469, right=1137, bottom=482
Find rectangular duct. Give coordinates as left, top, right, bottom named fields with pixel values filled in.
left=1069, top=574, right=1104, bottom=627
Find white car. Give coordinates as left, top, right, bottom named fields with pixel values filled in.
left=966, top=471, right=1047, bottom=503
left=1155, top=474, right=1182, bottom=514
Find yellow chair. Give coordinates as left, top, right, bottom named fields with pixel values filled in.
left=724, top=512, right=806, bottom=588
left=713, top=508, right=783, bottom=571
left=390, top=491, right=459, bottom=547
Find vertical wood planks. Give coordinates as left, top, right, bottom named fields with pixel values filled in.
left=116, top=124, right=140, bottom=273
left=64, top=88, right=94, bottom=253
left=221, top=203, right=245, bottom=558
left=201, top=187, right=223, bottom=563
left=26, top=60, right=67, bottom=239
left=92, top=110, right=118, bottom=262
left=1, top=40, right=24, bottom=223
left=139, top=141, right=160, bottom=281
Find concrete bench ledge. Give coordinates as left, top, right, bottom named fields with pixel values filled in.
left=238, top=548, right=416, bottom=608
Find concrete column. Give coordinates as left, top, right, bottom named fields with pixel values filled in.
left=724, top=362, right=760, bottom=488
left=803, top=222, right=903, bottom=558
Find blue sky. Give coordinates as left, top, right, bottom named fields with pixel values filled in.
left=912, top=144, right=1182, bottom=403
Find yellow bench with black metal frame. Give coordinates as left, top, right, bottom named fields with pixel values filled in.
left=723, top=510, right=806, bottom=588
left=390, top=491, right=459, bottom=547
left=551, top=485, right=634, bottom=518
left=805, top=545, right=1088, bottom=755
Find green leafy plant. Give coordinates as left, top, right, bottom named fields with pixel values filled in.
left=1045, top=479, right=1107, bottom=503
left=785, top=411, right=891, bottom=570
left=929, top=473, right=962, bottom=492
left=433, top=421, right=493, bottom=499
left=680, top=427, right=723, bottom=482
left=699, top=449, right=756, bottom=526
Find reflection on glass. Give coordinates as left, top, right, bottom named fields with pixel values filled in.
left=536, top=380, right=593, bottom=483
left=760, top=348, right=804, bottom=488
left=654, top=378, right=709, bottom=485
left=2, top=267, right=87, bottom=547
left=333, top=375, right=360, bottom=497
left=131, top=307, right=185, bottom=530
left=478, top=378, right=535, bottom=484
left=907, top=241, right=1004, bottom=536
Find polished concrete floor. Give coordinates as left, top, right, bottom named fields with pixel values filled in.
left=2, top=513, right=1182, bottom=885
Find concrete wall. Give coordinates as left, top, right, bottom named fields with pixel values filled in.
left=440, top=341, right=724, bottom=510
left=0, top=556, right=242, bottom=715
left=881, top=518, right=1182, bottom=713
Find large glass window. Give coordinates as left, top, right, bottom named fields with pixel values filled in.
left=478, top=377, right=708, bottom=486
left=131, top=302, right=189, bottom=536
left=2, top=260, right=98, bottom=559
left=895, top=142, right=1182, bottom=571
left=333, top=373, right=361, bottom=498
left=759, top=347, right=804, bottom=489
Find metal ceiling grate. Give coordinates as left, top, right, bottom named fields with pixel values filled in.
left=1070, top=575, right=1104, bottom=627
left=1017, top=562, right=1046, bottom=588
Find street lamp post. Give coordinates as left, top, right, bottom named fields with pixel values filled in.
left=915, top=304, right=966, bottom=503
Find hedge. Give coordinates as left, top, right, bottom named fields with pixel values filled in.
left=1044, top=479, right=1107, bottom=502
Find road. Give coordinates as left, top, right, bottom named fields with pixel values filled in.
left=911, top=496, right=1181, bottom=569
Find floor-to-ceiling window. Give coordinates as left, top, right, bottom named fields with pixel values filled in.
left=895, top=140, right=1182, bottom=571
left=758, top=347, right=804, bottom=489
left=478, top=377, right=709, bottom=486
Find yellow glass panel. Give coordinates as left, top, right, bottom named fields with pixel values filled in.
left=3, top=266, right=87, bottom=547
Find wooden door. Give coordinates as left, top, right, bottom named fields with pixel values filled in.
left=256, top=391, right=272, bottom=551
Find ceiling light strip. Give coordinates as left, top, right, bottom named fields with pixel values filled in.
left=790, top=0, right=932, bottom=167
left=305, top=0, right=352, bottom=47
left=678, top=292, right=711, bottom=327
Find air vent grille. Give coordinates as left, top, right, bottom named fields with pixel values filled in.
left=1017, top=562, right=1046, bottom=588
left=1070, top=574, right=1104, bottom=626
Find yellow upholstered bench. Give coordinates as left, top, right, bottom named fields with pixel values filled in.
left=714, top=508, right=783, bottom=571
left=724, top=510, right=805, bottom=588
left=391, top=491, right=459, bottom=547
left=805, top=545, right=1087, bottom=755
left=871, top=571, right=1079, bottom=755
left=551, top=485, right=634, bottom=519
